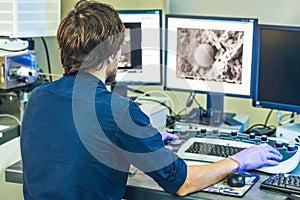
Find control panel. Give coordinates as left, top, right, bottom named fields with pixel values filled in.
left=165, top=125, right=300, bottom=174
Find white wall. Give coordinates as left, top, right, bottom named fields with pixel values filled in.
left=167, top=0, right=300, bottom=26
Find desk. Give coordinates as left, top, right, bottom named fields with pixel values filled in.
left=0, top=118, right=22, bottom=200
left=124, top=164, right=300, bottom=200
left=6, top=160, right=300, bottom=200
left=5, top=124, right=300, bottom=200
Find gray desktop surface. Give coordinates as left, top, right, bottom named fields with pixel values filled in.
left=124, top=165, right=300, bottom=200
left=0, top=117, right=20, bottom=145
left=6, top=158, right=300, bottom=199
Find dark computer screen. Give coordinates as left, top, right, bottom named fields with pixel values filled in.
left=253, top=24, right=300, bottom=113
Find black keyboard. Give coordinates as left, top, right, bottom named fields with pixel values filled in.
left=260, top=173, right=300, bottom=195
left=185, top=142, right=245, bottom=157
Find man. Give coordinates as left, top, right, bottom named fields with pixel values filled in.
left=21, top=0, right=282, bottom=199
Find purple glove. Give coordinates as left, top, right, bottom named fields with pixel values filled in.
left=160, top=131, right=179, bottom=142
left=229, top=143, right=283, bottom=171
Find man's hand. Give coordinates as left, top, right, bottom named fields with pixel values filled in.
left=160, top=131, right=179, bottom=142
left=229, top=143, right=283, bottom=171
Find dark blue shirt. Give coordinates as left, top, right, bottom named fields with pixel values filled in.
left=21, top=73, right=187, bottom=200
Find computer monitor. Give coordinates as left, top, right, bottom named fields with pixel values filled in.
left=253, top=24, right=300, bottom=114
left=112, top=10, right=162, bottom=96
left=164, top=14, right=257, bottom=125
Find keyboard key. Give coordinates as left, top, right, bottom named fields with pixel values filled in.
left=261, top=174, right=300, bottom=195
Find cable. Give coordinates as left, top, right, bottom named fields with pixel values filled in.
left=37, top=72, right=62, bottom=78
left=264, top=109, right=273, bottom=125
left=279, top=114, right=300, bottom=125
left=277, top=110, right=300, bottom=125
left=243, top=123, right=276, bottom=136
left=186, top=92, right=202, bottom=109
left=41, top=37, right=53, bottom=82
left=127, top=87, right=151, bottom=96
left=134, top=90, right=175, bottom=115
left=186, top=92, right=193, bottom=107
left=192, top=93, right=202, bottom=108
left=0, top=114, right=21, bottom=126
left=290, top=112, right=295, bottom=123
left=243, top=109, right=277, bottom=136
left=176, top=108, right=187, bottom=116
left=137, top=97, right=173, bottom=115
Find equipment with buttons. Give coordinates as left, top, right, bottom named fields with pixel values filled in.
left=176, top=129, right=300, bottom=174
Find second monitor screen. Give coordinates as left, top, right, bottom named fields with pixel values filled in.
left=118, top=23, right=142, bottom=72
left=117, top=10, right=162, bottom=85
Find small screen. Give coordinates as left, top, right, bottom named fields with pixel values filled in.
left=116, top=10, right=162, bottom=85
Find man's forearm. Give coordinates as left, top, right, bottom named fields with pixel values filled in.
left=176, top=158, right=238, bottom=196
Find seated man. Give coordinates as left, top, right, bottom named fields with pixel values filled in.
left=21, top=0, right=282, bottom=199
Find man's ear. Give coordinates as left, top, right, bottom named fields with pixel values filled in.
left=107, top=56, right=114, bottom=64
left=103, top=49, right=121, bottom=67
left=111, top=49, right=121, bottom=61
left=103, top=54, right=115, bottom=67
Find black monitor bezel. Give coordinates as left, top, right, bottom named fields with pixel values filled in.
left=252, top=24, right=300, bottom=113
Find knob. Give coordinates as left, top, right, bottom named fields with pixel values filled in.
left=261, top=135, right=268, bottom=142
left=169, top=139, right=183, bottom=146
left=200, top=128, right=207, bottom=134
left=231, top=131, right=238, bottom=137
left=275, top=141, right=284, bottom=148
left=212, top=129, right=219, bottom=134
left=179, top=130, right=189, bottom=137
left=17, top=77, right=29, bottom=83
left=166, top=129, right=174, bottom=133
left=287, top=144, right=296, bottom=152
left=249, top=132, right=256, bottom=139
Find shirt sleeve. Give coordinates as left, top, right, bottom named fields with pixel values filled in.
left=116, top=101, right=187, bottom=195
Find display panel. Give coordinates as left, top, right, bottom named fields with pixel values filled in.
left=253, top=24, right=300, bottom=113
left=164, top=15, right=257, bottom=125
left=116, top=10, right=162, bottom=85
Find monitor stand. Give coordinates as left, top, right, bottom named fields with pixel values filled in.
left=198, top=112, right=241, bottom=126
left=187, top=93, right=242, bottom=126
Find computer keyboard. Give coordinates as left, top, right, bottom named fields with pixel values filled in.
left=184, top=141, right=244, bottom=157
left=260, top=173, right=300, bottom=196
left=176, top=131, right=300, bottom=174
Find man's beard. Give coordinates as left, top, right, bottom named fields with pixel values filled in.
left=105, top=65, right=117, bottom=84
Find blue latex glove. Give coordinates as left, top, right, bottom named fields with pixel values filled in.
left=160, top=131, right=179, bottom=142
left=229, top=143, right=283, bottom=171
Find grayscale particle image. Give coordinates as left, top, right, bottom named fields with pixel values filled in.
left=176, top=28, right=244, bottom=84
left=118, top=28, right=132, bottom=68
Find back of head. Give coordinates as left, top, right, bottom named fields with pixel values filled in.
left=56, top=0, right=125, bottom=76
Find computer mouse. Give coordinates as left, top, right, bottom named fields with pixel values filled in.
left=226, top=172, right=245, bottom=187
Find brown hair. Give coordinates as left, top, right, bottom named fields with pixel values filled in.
left=56, top=0, right=125, bottom=76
